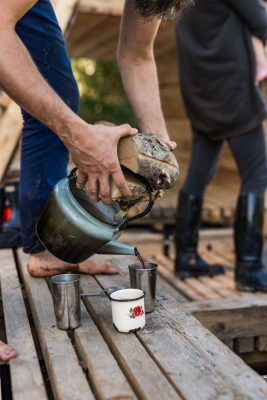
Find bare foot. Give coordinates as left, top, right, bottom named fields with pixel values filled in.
left=0, top=341, right=16, bottom=363
left=28, top=250, right=118, bottom=277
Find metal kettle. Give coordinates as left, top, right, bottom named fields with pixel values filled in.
left=36, top=169, right=154, bottom=263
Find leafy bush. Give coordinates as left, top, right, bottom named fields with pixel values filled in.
left=72, top=58, right=137, bottom=127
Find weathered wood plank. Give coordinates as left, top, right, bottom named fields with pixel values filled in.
left=17, top=250, right=94, bottom=400
left=0, top=250, right=47, bottom=400
left=157, top=263, right=204, bottom=300
left=183, top=296, right=267, bottom=340
left=95, top=256, right=267, bottom=400
left=198, top=276, right=237, bottom=299
left=80, top=274, right=181, bottom=400
left=157, top=292, right=267, bottom=399
left=184, top=277, right=222, bottom=300
left=74, top=302, right=137, bottom=400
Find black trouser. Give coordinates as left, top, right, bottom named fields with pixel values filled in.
left=182, top=124, right=267, bottom=196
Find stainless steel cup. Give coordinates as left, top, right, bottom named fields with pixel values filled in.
left=128, top=263, right=158, bottom=313
left=49, top=274, right=81, bottom=330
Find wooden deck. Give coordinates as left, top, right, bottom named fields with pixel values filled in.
left=127, top=229, right=267, bottom=369
left=1, top=247, right=267, bottom=399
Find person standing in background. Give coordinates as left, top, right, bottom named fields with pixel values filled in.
left=175, top=0, right=267, bottom=292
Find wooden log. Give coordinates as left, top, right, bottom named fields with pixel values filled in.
left=118, top=132, right=179, bottom=190
left=17, top=251, right=94, bottom=400
left=0, top=250, right=47, bottom=400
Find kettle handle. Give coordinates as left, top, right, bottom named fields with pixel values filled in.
left=69, top=167, right=77, bottom=178
left=118, top=172, right=154, bottom=230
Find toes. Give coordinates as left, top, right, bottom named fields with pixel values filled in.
left=0, top=346, right=16, bottom=363
left=104, top=264, right=119, bottom=275
left=95, top=263, right=119, bottom=275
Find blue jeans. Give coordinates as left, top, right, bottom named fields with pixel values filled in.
left=16, top=0, right=79, bottom=253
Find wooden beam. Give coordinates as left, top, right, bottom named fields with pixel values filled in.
left=53, top=0, right=78, bottom=33
left=0, top=103, right=22, bottom=183
left=184, top=295, right=267, bottom=340
left=78, top=0, right=123, bottom=16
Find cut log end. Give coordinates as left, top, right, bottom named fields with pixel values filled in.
left=118, top=132, right=179, bottom=190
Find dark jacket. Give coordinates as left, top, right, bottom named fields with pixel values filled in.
left=176, top=0, right=267, bottom=139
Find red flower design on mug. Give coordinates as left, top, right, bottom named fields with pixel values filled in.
left=129, top=305, right=144, bottom=319
left=134, top=306, right=142, bottom=317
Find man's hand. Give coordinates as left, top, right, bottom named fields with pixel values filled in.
left=70, top=122, right=138, bottom=204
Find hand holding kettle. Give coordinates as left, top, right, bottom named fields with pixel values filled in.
left=67, top=122, right=138, bottom=205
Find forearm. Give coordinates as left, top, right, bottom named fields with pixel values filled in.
left=118, top=54, right=169, bottom=141
left=117, top=0, right=171, bottom=144
left=0, top=26, right=81, bottom=149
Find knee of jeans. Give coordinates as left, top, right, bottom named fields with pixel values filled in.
left=241, top=182, right=267, bottom=195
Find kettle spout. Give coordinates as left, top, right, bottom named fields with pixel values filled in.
left=96, top=241, right=136, bottom=256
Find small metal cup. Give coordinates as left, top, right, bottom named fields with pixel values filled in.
left=128, top=263, right=158, bottom=313
left=49, top=274, right=81, bottom=330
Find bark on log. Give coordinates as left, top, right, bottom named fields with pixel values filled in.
left=96, top=122, right=179, bottom=206
left=118, top=132, right=179, bottom=191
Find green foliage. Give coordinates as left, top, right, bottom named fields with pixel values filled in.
left=72, top=58, right=137, bottom=127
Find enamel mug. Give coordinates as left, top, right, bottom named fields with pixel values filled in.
left=110, top=289, right=145, bottom=333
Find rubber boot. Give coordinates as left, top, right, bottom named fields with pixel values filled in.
left=235, top=192, right=267, bottom=292
left=175, top=191, right=225, bottom=278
